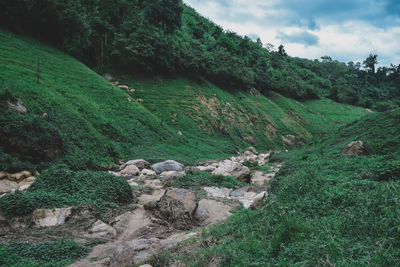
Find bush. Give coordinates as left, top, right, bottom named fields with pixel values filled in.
left=0, top=165, right=134, bottom=218
left=0, top=240, right=90, bottom=267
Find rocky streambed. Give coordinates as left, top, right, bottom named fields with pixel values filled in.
left=0, top=147, right=282, bottom=267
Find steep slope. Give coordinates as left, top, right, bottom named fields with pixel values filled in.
left=179, top=109, right=400, bottom=266
left=0, top=29, right=364, bottom=171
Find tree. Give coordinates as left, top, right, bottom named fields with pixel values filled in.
left=256, top=38, right=262, bottom=48
left=363, top=54, right=378, bottom=74
left=278, top=45, right=287, bottom=56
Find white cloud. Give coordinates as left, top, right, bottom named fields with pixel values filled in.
left=183, top=0, right=400, bottom=66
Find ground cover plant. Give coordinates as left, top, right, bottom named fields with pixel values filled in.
left=179, top=109, right=400, bottom=266
left=0, top=240, right=90, bottom=267
left=0, top=164, right=133, bottom=221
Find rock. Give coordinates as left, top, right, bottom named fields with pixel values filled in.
left=177, top=131, right=183, bottom=135
left=110, top=238, right=161, bottom=267
left=244, top=151, right=252, bottom=156
left=194, top=199, right=232, bottom=225
left=250, top=191, right=267, bottom=209
left=8, top=98, right=27, bottom=114
left=194, top=165, right=216, bottom=172
left=32, top=207, right=72, bottom=227
left=144, top=179, right=162, bottom=189
left=88, top=220, right=117, bottom=241
left=212, top=160, right=251, bottom=182
left=20, top=171, right=32, bottom=177
left=18, top=177, right=35, bottom=191
left=146, top=188, right=197, bottom=230
left=230, top=189, right=245, bottom=197
left=139, top=169, right=157, bottom=179
left=119, top=159, right=150, bottom=171
left=120, top=165, right=140, bottom=178
left=251, top=171, right=274, bottom=186
left=342, top=141, right=365, bottom=156
left=159, top=171, right=186, bottom=180
left=203, top=187, right=232, bottom=198
left=365, top=108, right=373, bottom=114
left=118, top=85, right=130, bottom=90
left=0, top=180, right=18, bottom=194
left=103, top=73, right=113, bottom=81
left=9, top=173, right=25, bottom=183
left=0, top=172, right=8, bottom=180
left=246, top=146, right=258, bottom=154
left=282, top=134, right=305, bottom=148
left=127, top=179, right=139, bottom=187
left=164, top=188, right=197, bottom=213
left=151, top=160, right=184, bottom=174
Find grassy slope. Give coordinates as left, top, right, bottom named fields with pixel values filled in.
left=0, top=29, right=364, bottom=171
left=184, top=109, right=400, bottom=266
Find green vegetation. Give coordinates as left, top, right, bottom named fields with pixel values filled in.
left=168, top=171, right=245, bottom=190
left=182, top=109, right=400, bottom=266
left=0, top=165, right=133, bottom=220
left=0, top=29, right=365, bottom=172
left=0, top=240, right=90, bottom=267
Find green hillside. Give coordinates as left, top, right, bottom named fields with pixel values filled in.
left=181, top=109, right=400, bottom=266
left=0, top=29, right=365, bottom=172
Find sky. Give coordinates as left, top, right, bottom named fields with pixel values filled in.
left=183, top=0, right=400, bottom=66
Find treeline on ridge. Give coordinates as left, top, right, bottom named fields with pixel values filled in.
left=0, top=0, right=399, bottom=109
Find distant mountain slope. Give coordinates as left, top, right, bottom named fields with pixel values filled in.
left=0, top=30, right=365, bottom=171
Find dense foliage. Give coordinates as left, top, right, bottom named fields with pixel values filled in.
left=0, top=240, right=90, bottom=267
left=0, top=164, right=133, bottom=219
left=181, top=109, right=400, bottom=266
left=1, top=0, right=398, bottom=108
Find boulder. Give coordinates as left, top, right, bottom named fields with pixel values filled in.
left=110, top=238, right=161, bottom=267
left=119, top=159, right=150, bottom=171
left=342, top=141, right=365, bottom=156
left=212, top=160, right=251, bottom=182
left=120, top=165, right=140, bottom=178
left=127, top=179, right=139, bottom=187
left=230, top=189, right=245, bottom=197
left=0, top=172, right=7, bottom=180
left=151, top=160, right=184, bottom=174
left=250, top=191, right=267, bottom=209
left=0, top=180, right=18, bottom=194
left=144, top=179, right=162, bottom=189
left=203, top=187, right=232, bottom=198
left=194, top=199, right=232, bottom=225
left=32, top=207, right=72, bottom=228
left=146, top=188, right=197, bottom=230
left=118, top=85, right=130, bottom=90
left=88, top=220, right=117, bottom=241
left=9, top=173, right=26, bottom=183
left=251, top=171, right=274, bottom=186
left=282, top=134, right=305, bottom=148
left=139, top=169, right=157, bottom=179
left=365, top=108, right=373, bottom=114
left=18, top=177, right=35, bottom=191
left=8, top=98, right=27, bottom=114
left=246, top=146, right=258, bottom=154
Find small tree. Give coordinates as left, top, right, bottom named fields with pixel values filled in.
left=363, top=54, right=378, bottom=74
left=278, top=45, right=287, bottom=56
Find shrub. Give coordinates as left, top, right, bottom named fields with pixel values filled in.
left=0, top=240, right=90, bottom=267
left=0, top=165, right=133, bottom=218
